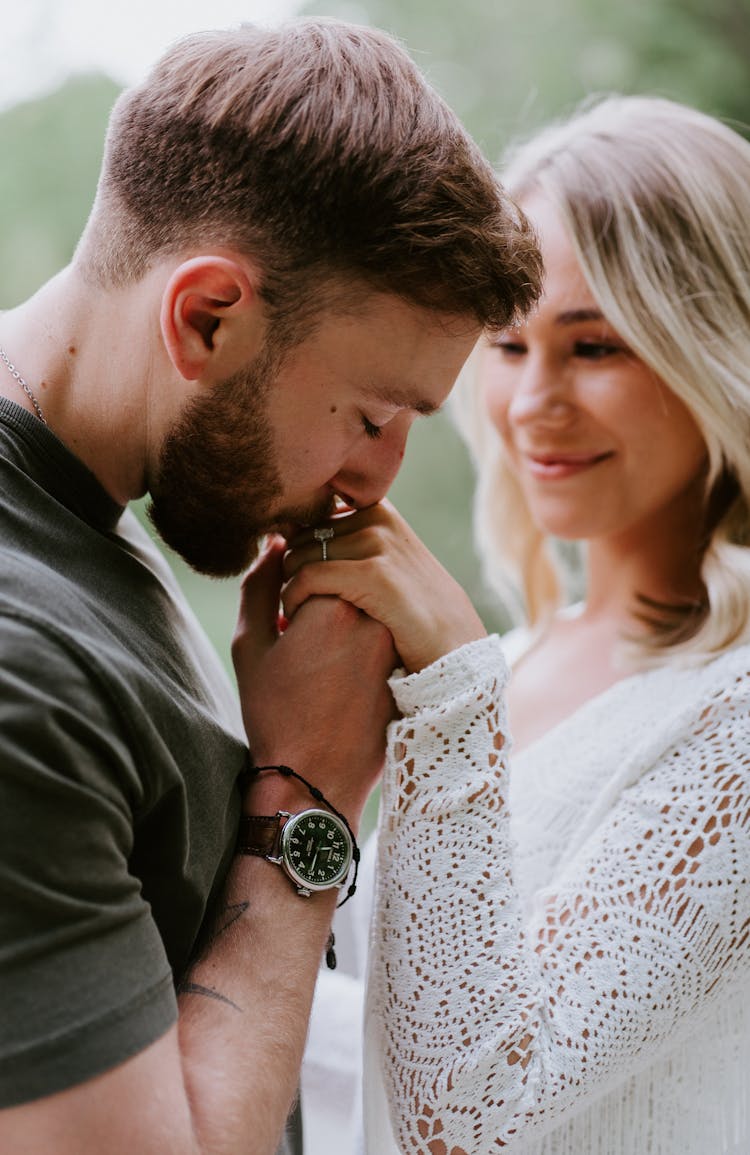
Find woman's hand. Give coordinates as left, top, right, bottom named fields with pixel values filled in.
left=282, top=501, right=487, bottom=673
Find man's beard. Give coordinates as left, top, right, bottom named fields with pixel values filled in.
left=148, top=344, right=331, bottom=577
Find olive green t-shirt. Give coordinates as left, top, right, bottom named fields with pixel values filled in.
left=0, top=399, right=250, bottom=1105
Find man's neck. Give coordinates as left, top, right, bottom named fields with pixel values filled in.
left=0, top=264, right=176, bottom=505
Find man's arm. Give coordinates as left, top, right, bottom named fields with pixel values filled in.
left=0, top=863, right=334, bottom=1155
left=0, top=544, right=395, bottom=1155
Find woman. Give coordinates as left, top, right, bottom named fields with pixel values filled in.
left=289, top=96, right=750, bottom=1153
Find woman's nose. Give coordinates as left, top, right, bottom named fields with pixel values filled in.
left=507, top=354, right=574, bottom=428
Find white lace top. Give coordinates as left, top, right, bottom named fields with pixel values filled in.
left=363, top=634, right=750, bottom=1154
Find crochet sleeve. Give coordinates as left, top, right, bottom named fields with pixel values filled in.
left=366, top=636, right=750, bottom=1151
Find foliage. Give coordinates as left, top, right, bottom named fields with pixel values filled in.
left=584, top=0, right=750, bottom=127
left=0, top=74, right=120, bottom=308
left=300, top=0, right=750, bottom=159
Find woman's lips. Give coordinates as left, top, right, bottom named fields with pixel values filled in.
left=523, top=451, right=614, bottom=480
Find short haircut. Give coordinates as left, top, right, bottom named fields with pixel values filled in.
left=76, top=19, right=541, bottom=335
left=455, top=94, right=750, bottom=661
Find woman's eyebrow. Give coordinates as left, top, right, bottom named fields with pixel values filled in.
left=555, top=308, right=606, bottom=325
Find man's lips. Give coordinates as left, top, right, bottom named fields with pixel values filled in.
left=522, top=450, right=614, bottom=479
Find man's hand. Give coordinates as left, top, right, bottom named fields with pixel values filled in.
left=232, top=536, right=398, bottom=825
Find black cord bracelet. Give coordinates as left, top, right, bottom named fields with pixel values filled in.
left=244, top=762, right=361, bottom=908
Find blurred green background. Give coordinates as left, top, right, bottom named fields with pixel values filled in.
left=1, top=0, right=749, bottom=681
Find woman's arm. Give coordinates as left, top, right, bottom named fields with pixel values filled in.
left=286, top=506, right=750, bottom=1149
left=367, top=637, right=750, bottom=1151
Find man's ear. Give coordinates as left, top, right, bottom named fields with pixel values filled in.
left=160, top=255, right=264, bottom=381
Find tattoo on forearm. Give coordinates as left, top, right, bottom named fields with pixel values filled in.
left=213, top=900, right=249, bottom=940
left=192, top=899, right=251, bottom=962
left=179, top=981, right=243, bottom=1012
left=180, top=900, right=251, bottom=1005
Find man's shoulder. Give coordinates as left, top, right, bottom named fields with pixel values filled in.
left=0, top=595, right=111, bottom=711
left=0, top=545, right=109, bottom=651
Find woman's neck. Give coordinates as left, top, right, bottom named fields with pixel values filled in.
left=583, top=518, right=706, bottom=631
left=506, top=518, right=707, bottom=755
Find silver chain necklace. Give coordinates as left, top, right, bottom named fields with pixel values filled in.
left=0, top=347, right=47, bottom=425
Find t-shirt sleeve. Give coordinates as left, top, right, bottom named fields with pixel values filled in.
left=0, top=613, right=177, bottom=1107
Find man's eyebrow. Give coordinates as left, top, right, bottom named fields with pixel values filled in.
left=363, top=384, right=441, bottom=416
left=555, top=308, right=606, bottom=325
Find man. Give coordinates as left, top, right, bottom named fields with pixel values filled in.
left=0, top=18, right=541, bottom=1155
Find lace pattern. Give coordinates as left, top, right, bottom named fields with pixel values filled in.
left=365, top=636, right=750, bottom=1153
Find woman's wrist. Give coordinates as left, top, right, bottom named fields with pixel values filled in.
left=390, top=633, right=508, bottom=711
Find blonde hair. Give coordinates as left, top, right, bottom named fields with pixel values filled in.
left=455, top=95, right=750, bottom=662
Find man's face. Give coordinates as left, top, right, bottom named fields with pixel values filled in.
left=149, top=292, right=479, bottom=576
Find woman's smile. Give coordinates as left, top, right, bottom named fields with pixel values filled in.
left=522, top=450, right=614, bottom=480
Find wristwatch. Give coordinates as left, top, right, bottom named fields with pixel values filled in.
left=237, top=809, right=354, bottom=897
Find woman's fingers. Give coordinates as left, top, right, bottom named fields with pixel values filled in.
left=283, top=529, right=376, bottom=578
left=282, top=498, right=487, bottom=672
left=286, top=500, right=403, bottom=551
left=281, top=559, right=381, bottom=620
left=285, top=501, right=414, bottom=573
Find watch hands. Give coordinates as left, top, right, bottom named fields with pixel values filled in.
left=310, top=843, right=334, bottom=875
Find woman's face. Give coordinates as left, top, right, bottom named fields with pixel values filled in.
left=479, top=193, right=708, bottom=545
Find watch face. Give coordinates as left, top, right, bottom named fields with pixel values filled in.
left=280, top=809, right=353, bottom=892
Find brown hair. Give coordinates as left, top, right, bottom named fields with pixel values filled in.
left=76, top=19, right=541, bottom=334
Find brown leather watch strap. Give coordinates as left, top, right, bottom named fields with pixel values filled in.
left=237, top=814, right=282, bottom=858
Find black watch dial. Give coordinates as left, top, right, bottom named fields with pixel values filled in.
left=280, top=809, right=353, bottom=892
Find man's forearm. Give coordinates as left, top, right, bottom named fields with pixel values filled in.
left=178, top=853, right=338, bottom=1155
left=0, top=851, right=336, bottom=1155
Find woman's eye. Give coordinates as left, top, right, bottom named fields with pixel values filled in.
left=362, top=415, right=384, bottom=440
left=574, top=341, right=622, bottom=360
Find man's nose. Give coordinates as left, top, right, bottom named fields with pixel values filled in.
left=331, top=414, right=412, bottom=508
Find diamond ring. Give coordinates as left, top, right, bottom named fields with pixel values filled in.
left=313, top=526, right=335, bottom=561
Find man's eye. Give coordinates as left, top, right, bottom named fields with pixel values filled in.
left=490, top=340, right=526, bottom=357
left=362, top=415, right=384, bottom=439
